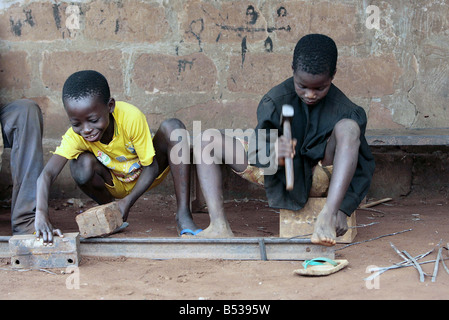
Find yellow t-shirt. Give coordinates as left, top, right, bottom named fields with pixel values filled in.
left=54, top=101, right=155, bottom=183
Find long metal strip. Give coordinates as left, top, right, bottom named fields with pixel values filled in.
left=0, top=236, right=334, bottom=261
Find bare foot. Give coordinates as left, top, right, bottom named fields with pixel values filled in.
left=188, top=208, right=235, bottom=238
left=336, top=210, right=349, bottom=237
left=311, top=203, right=337, bottom=246
left=194, top=225, right=234, bottom=238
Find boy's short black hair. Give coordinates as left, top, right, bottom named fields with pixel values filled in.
left=292, top=34, right=338, bottom=77
left=62, top=70, right=110, bottom=105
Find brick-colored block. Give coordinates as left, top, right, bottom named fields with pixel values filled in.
left=76, top=202, right=123, bottom=238
left=182, top=1, right=267, bottom=44
left=0, top=51, right=31, bottom=90
left=273, top=1, right=358, bottom=45
left=29, top=97, right=69, bottom=138
left=334, top=54, right=403, bottom=98
left=279, top=198, right=357, bottom=243
left=9, top=232, right=80, bottom=269
left=227, top=53, right=292, bottom=95
left=41, top=50, right=123, bottom=93
left=0, top=2, right=64, bottom=41
left=174, top=99, right=258, bottom=131
left=133, top=53, right=217, bottom=93
left=84, top=0, right=169, bottom=43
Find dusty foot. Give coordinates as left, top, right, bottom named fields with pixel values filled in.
left=190, top=220, right=235, bottom=238
left=310, top=204, right=343, bottom=246
left=335, top=210, right=349, bottom=237
left=193, top=226, right=234, bottom=238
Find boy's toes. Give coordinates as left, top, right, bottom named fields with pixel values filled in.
left=311, top=234, right=336, bottom=247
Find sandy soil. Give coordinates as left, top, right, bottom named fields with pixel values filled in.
left=0, top=192, right=448, bottom=301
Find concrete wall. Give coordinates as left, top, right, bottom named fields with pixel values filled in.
left=0, top=0, right=448, bottom=198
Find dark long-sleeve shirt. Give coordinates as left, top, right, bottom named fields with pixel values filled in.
left=250, top=77, right=375, bottom=215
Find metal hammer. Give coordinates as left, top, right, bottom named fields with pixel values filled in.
left=281, top=104, right=294, bottom=190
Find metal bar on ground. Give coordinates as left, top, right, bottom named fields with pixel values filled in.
left=80, top=237, right=334, bottom=261
left=0, top=236, right=334, bottom=261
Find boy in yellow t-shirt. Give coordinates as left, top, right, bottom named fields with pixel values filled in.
left=35, top=70, right=200, bottom=243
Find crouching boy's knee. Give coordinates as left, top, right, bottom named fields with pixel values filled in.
left=334, top=119, right=361, bottom=144
left=69, top=152, right=98, bottom=186
left=160, top=118, right=187, bottom=134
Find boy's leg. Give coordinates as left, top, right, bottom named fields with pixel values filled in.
left=192, top=131, right=248, bottom=237
left=70, top=152, right=115, bottom=204
left=0, top=99, right=44, bottom=234
left=151, top=118, right=199, bottom=234
left=311, top=119, right=360, bottom=246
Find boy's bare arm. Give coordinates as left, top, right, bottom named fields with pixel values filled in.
left=35, top=154, right=67, bottom=243
left=117, top=160, right=159, bottom=221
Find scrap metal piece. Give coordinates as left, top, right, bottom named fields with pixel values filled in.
left=431, top=247, right=443, bottom=282
left=9, top=232, right=80, bottom=269
left=403, top=250, right=425, bottom=282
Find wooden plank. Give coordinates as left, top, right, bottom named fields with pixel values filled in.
left=279, top=198, right=357, bottom=243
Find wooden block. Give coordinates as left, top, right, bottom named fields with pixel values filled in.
left=279, top=198, right=357, bottom=243
left=75, top=202, right=123, bottom=238
left=9, top=232, right=80, bottom=269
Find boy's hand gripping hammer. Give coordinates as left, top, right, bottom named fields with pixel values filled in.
left=281, top=104, right=294, bottom=191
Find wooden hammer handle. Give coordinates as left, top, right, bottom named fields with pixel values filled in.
left=283, top=120, right=294, bottom=190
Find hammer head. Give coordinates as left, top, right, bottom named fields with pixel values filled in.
left=281, top=104, right=294, bottom=122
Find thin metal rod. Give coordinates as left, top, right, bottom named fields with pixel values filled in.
left=431, top=247, right=442, bottom=282
left=336, top=229, right=412, bottom=251
left=403, top=250, right=425, bottom=282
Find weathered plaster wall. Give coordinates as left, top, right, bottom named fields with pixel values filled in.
left=0, top=0, right=448, bottom=197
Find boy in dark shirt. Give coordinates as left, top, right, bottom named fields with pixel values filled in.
left=193, top=34, right=375, bottom=246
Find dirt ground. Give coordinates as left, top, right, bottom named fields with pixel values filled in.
left=0, top=192, right=448, bottom=301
